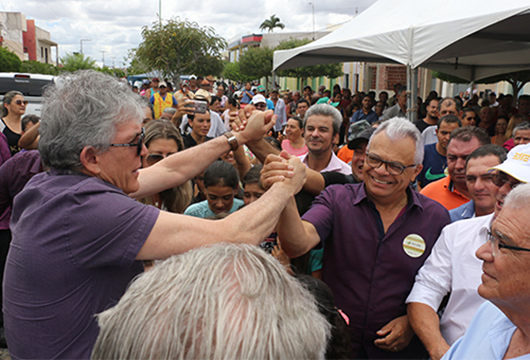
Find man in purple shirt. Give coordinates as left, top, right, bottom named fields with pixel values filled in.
left=271, top=117, right=450, bottom=359
left=3, top=71, right=306, bottom=359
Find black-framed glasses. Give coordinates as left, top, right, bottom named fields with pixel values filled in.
left=487, top=229, right=530, bottom=256
left=492, top=171, right=521, bottom=190
left=365, top=152, right=416, bottom=176
left=109, top=128, right=144, bottom=156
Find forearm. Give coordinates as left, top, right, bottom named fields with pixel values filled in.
left=407, top=302, right=450, bottom=360
left=246, top=138, right=280, bottom=163
left=303, top=168, right=326, bottom=195
left=18, top=123, right=40, bottom=149
left=233, top=145, right=251, bottom=179
left=276, top=197, right=318, bottom=257
left=132, top=135, right=235, bottom=198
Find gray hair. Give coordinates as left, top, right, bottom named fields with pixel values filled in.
left=92, top=243, right=330, bottom=360
left=513, top=121, right=530, bottom=134
left=38, top=70, right=144, bottom=173
left=503, top=183, right=530, bottom=210
left=161, top=107, right=177, bottom=116
left=303, top=104, right=342, bottom=135
left=369, top=117, right=424, bottom=164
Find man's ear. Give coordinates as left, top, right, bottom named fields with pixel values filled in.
left=79, top=146, right=101, bottom=176
left=333, top=132, right=340, bottom=145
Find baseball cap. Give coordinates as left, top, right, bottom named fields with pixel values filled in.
left=257, top=85, right=266, bottom=92
left=152, top=77, right=160, bottom=82
left=251, top=94, right=267, bottom=105
left=181, top=80, right=189, bottom=87
left=348, top=121, right=376, bottom=150
left=159, top=81, right=168, bottom=88
left=189, top=75, right=197, bottom=80
left=488, top=143, right=530, bottom=183
left=316, top=97, right=339, bottom=107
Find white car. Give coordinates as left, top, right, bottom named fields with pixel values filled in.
left=0, top=73, right=56, bottom=116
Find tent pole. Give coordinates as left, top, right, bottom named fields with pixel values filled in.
left=406, top=65, right=418, bottom=122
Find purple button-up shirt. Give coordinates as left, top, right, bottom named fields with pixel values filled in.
left=302, top=183, right=450, bottom=359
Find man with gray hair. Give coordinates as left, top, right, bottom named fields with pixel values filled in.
left=301, top=103, right=351, bottom=175
left=265, top=117, right=450, bottom=358
left=91, top=243, right=330, bottom=359
left=3, top=70, right=307, bottom=359
left=382, top=86, right=408, bottom=120
left=442, top=182, right=530, bottom=359
left=513, top=121, right=530, bottom=146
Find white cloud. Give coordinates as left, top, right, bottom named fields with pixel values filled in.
left=0, top=0, right=376, bottom=66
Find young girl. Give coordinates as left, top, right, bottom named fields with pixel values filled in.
left=184, top=160, right=244, bottom=218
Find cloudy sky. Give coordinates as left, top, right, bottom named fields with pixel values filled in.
left=0, top=0, right=377, bottom=67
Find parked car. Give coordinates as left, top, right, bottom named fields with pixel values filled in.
left=0, top=73, right=56, bottom=116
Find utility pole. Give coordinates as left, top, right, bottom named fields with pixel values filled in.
left=309, top=3, right=315, bottom=40
left=80, top=38, right=91, bottom=54
left=100, top=51, right=106, bottom=67
left=112, top=57, right=116, bottom=69
left=159, top=0, right=162, bottom=26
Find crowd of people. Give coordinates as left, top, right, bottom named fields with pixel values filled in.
left=1, top=70, right=530, bottom=359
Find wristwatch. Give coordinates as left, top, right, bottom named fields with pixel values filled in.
left=223, top=131, right=239, bottom=151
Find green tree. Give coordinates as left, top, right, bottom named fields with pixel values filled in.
left=20, top=60, right=58, bottom=75
left=97, top=66, right=125, bottom=78
left=433, top=70, right=530, bottom=97
left=275, top=38, right=343, bottom=81
left=125, top=48, right=149, bottom=75
left=0, top=47, right=22, bottom=72
left=135, top=18, right=226, bottom=88
left=223, top=61, right=251, bottom=82
left=239, top=47, right=274, bottom=85
left=259, top=15, right=285, bottom=33
left=60, top=52, right=97, bottom=72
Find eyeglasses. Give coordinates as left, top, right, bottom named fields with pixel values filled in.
left=145, top=153, right=173, bottom=166
left=109, top=128, right=144, bottom=156
left=254, top=103, right=267, bottom=110
left=14, top=100, right=28, bottom=106
left=365, top=152, right=416, bottom=176
left=487, top=229, right=530, bottom=256
left=492, top=172, right=521, bottom=189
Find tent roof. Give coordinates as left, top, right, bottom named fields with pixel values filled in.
left=273, top=0, right=530, bottom=81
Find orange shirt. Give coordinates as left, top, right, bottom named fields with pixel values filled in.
left=420, top=176, right=469, bottom=210
left=337, top=146, right=353, bottom=164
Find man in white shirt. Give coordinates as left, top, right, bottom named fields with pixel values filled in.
left=407, top=143, right=530, bottom=360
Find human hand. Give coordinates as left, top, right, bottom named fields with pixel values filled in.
left=277, top=133, right=285, bottom=142
left=269, top=151, right=305, bottom=196
left=271, top=239, right=291, bottom=270
left=260, top=151, right=294, bottom=190
left=428, top=342, right=451, bottom=360
left=374, top=315, right=414, bottom=353
left=174, top=100, right=194, bottom=120
left=238, top=109, right=276, bottom=143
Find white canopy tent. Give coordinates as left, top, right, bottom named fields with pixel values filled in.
left=273, top=0, right=530, bottom=119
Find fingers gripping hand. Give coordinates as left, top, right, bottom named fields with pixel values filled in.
left=260, top=152, right=293, bottom=190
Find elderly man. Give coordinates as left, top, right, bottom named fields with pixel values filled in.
left=382, top=86, right=407, bottom=120
left=421, top=127, right=491, bottom=210
left=2, top=71, right=306, bottom=359
left=513, top=121, right=530, bottom=146
left=91, top=243, right=330, bottom=359
left=442, top=181, right=530, bottom=359
left=267, top=118, right=450, bottom=358
left=407, top=144, right=518, bottom=360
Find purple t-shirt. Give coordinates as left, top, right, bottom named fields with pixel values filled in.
left=302, top=183, right=450, bottom=359
left=3, top=170, right=159, bottom=359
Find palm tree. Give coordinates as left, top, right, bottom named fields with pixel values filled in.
left=259, top=15, right=285, bottom=33
left=60, top=52, right=97, bottom=72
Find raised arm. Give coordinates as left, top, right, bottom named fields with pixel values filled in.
left=137, top=153, right=306, bottom=260
left=131, top=110, right=276, bottom=199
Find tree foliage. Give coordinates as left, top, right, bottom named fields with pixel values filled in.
left=0, top=46, right=22, bottom=72
left=239, top=47, right=273, bottom=80
left=60, top=52, right=97, bottom=72
left=135, top=18, right=227, bottom=86
left=20, top=60, right=58, bottom=75
left=97, top=66, right=125, bottom=78
left=259, top=15, right=285, bottom=33
left=125, top=48, right=150, bottom=75
left=275, top=38, right=343, bottom=79
left=223, top=61, right=251, bottom=82
left=432, top=70, right=530, bottom=96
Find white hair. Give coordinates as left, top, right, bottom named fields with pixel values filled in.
left=92, top=243, right=330, bottom=359
left=368, top=117, right=424, bottom=164
left=503, top=183, right=530, bottom=210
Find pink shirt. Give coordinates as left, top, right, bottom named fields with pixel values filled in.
left=282, top=139, right=308, bottom=157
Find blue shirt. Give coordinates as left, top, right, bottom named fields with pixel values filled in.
left=266, top=98, right=275, bottom=110
left=350, top=109, right=379, bottom=127
left=418, top=143, right=447, bottom=187
left=449, top=200, right=475, bottom=222
left=240, top=90, right=254, bottom=104
left=442, top=301, right=530, bottom=360
left=184, top=198, right=244, bottom=218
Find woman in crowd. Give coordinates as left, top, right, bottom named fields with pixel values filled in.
left=0, top=91, right=27, bottom=156
left=503, top=113, right=526, bottom=150
left=183, top=111, right=212, bottom=149
left=491, top=115, right=508, bottom=146
left=184, top=160, right=244, bottom=218
left=281, top=116, right=308, bottom=156
left=140, top=120, right=193, bottom=213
